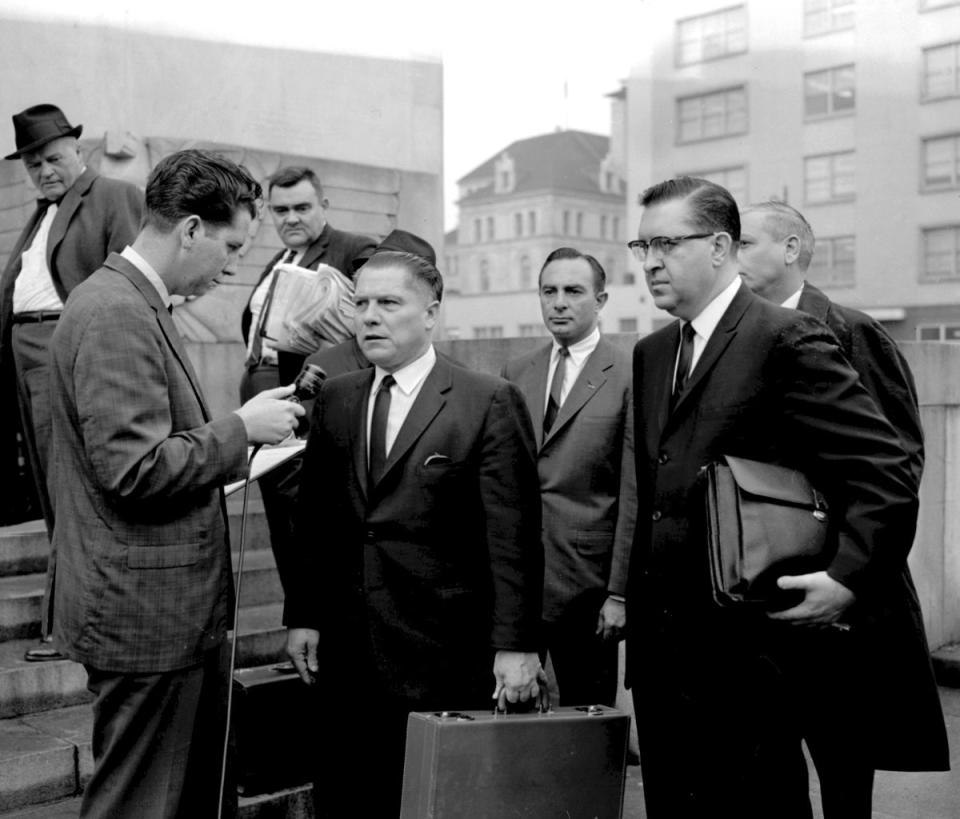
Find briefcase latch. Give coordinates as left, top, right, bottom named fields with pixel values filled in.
left=811, top=490, right=828, bottom=522
left=434, top=711, right=475, bottom=721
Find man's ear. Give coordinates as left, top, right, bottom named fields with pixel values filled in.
left=712, top=232, right=734, bottom=265
left=179, top=215, right=203, bottom=248
left=784, top=235, right=801, bottom=266
left=596, top=290, right=609, bottom=311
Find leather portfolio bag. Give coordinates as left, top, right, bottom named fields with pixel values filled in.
left=703, top=455, right=831, bottom=609
left=400, top=705, right=630, bottom=818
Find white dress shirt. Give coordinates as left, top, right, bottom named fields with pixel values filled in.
left=781, top=283, right=804, bottom=310
left=367, top=345, right=437, bottom=458
left=544, top=326, right=600, bottom=411
left=13, top=203, right=65, bottom=313
left=677, top=275, right=742, bottom=380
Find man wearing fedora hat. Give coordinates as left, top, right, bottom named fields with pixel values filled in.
left=0, top=103, right=143, bottom=661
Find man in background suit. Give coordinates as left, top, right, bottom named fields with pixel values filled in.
left=502, top=247, right=636, bottom=706
left=50, top=150, right=303, bottom=819
left=627, top=177, right=947, bottom=818
left=284, top=250, right=545, bottom=817
left=238, top=166, right=376, bottom=596
left=738, top=200, right=924, bottom=488
left=0, top=104, right=143, bottom=660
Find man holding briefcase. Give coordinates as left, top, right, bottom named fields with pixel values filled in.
left=625, top=177, right=947, bottom=818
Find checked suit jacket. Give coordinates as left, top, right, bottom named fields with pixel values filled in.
left=50, top=254, right=249, bottom=673
left=502, top=336, right=637, bottom=622
left=283, top=355, right=544, bottom=705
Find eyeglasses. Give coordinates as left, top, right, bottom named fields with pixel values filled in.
left=627, top=232, right=718, bottom=261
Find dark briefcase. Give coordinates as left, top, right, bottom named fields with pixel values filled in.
left=400, top=705, right=630, bottom=818
left=703, top=455, right=831, bottom=609
left=232, top=664, right=317, bottom=796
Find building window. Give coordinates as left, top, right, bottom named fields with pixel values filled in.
left=807, top=235, right=855, bottom=287
left=576, top=213, right=584, bottom=236
left=519, top=255, right=532, bottom=289
left=923, top=42, right=960, bottom=101
left=804, top=64, right=855, bottom=118
left=804, top=151, right=855, bottom=203
left=677, top=86, right=747, bottom=144
left=612, top=216, right=620, bottom=241
left=473, top=325, right=504, bottom=339
left=623, top=271, right=636, bottom=285
left=923, top=134, right=960, bottom=190
left=922, top=225, right=960, bottom=281
left=684, top=166, right=747, bottom=205
left=618, top=317, right=639, bottom=334
left=486, top=217, right=495, bottom=241
left=479, top=258, right=490, bottom=292
left=563, top=211, right=570, bottom=235
left=604, top=256, right=616, bottom=281
left=600, top=214, right=608, bottom=239
left=917, top=323, right=960, bottom=341
left=528, top=211, right=537, bottom=235
left=514, top=213, right=523, bottom=237
left=676, top=5, right=747, bottom=66
left=518, top=323, right=547, bottom=337
left=804, top=0, right=854, bottom=37
left=473, top=219, right=482, bottom=243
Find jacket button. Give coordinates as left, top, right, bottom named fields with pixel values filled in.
left=365, top=530, right=375, bottom=540
left=651, top=510, right=662, bottom=521
left=657, top=453, right=669, bottom=465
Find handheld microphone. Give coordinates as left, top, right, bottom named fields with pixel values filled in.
left=289, top=362, right=327, bottom=404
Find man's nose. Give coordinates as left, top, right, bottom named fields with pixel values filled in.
left=643, top=252, right=663, bottom=274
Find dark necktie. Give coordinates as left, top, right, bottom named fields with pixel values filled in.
left=246, top=249, right=297, bottom=367
left=368, top=374, right=396, bottom=487
left=543, top=346, right=569, bottom=434
left=672, top=322, right=696, bottom=407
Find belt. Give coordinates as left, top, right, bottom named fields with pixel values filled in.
left=12, top=311, right=61, bottom=324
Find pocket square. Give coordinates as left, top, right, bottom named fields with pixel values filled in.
left=423, top=452, right=452, bottom=466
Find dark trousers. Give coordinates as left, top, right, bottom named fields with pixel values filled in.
left=239, top=363, right=301, bottom=596
left=12, top=321, right=56, bottom=635
left=81, top=644, right=235, bottom=819
left=543, top=593, right=619, bottom=707
left=631, top=621, right=874, bottom=819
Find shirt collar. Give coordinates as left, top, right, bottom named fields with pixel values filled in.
left=120, top=246, right=171, bottom=309
left=553, top=326, right=600, bottom=363
left=373, top=345, right=437, bottom=395
left=781, top=282, right=804, bottom=310
left=689, top=276, right=741, bottom=343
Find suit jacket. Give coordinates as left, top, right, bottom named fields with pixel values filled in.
left=283, top=356, right=544, bottom=704
left=798, top=282, right=924, bottom=490
left=0, top=168, right=142, bottom=522
left=240, top=222, right=377, bottom=346
left=50, top=254, right=249, bottom=673
left=502, top=337, right=637, bottom=622
left=628, top=282, right=948, bottom=771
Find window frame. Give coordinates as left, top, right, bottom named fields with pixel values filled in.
left=804, top=64, right=856, bottom=120
left=675, top=4, right=748, bottom=67
left=676, top=85, right=748, bottom=145
left=804, top=150, right=856, bottom=204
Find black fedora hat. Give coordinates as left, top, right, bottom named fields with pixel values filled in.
left=373, top=228, right=436, bottom=266
left=5, top=104, right=83, bottom=160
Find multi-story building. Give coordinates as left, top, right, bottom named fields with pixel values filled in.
left=627, top=0, right=960, bottom=339
left=443, top=119, right=653, bottom=339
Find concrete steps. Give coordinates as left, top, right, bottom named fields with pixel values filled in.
left=0, top=497, right=311, bottom=816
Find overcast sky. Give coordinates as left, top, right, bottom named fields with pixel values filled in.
left=0, top=0, right=645, bottom=228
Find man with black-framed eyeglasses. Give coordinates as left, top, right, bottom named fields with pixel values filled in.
left=624, top=176, right=946, bottom=818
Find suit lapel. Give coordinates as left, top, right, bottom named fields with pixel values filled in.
left=542, top=339, right=613, bottom=447
left=106, top=254, right=211, bottom=421
left=516, top=344, right=551, bottom=448
left=300, top=225, right=331, bottom=271
left=351, top=372, right=374, bottom=501
left=671, top=285, right=753, bottom=418
left=46, top=168, right=95, bottom=273
left=374, top=358, right=451, bottom=489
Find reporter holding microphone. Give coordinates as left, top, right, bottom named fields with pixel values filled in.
left=47, top=150, right=304, bottom=819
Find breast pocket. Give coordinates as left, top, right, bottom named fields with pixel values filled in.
left=126, top=543, right=201, bottom=569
